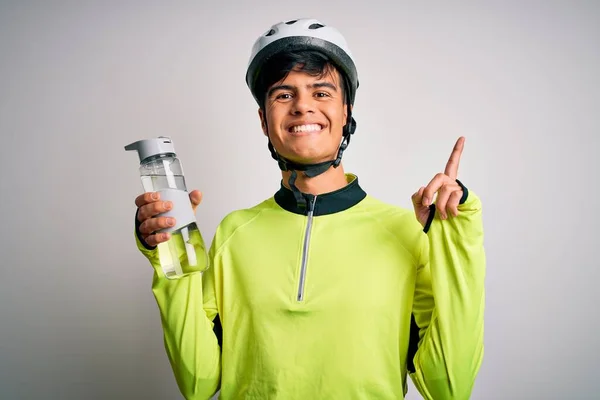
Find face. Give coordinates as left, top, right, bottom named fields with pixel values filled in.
left=258, top=65, right=348, bottom=164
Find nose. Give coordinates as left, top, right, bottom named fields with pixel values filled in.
left=290, top=91, right=314, bottom=115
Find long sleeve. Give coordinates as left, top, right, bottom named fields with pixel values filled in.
left=409, top=187, right=486, bottom=399
left=134, top=223, right=222, bottom=400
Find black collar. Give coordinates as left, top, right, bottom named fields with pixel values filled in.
left=274, top=174, right=367, bottom=216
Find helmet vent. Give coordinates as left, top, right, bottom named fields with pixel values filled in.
left=265, top=29, right=276, bottom=36
left=308, top=23, right=324, bottom=29
left=285, top=19, right=298, bottom=25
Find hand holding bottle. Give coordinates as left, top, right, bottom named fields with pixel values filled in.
left=135, top=190, right=203, bottom=248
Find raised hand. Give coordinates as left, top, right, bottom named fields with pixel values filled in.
left=412, top=137, right=465, bottom=227
left=135, top=190, right=203, bottom=247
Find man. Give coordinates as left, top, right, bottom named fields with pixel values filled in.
left=133, top=18, right=485, bottom=400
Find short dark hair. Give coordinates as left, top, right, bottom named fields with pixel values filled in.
left=254, top=50, right=348, bottom=109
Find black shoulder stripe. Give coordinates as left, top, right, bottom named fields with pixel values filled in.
left=407, top=314, right=420, bottom=374
left=456, top=179, right=468, bottom=205
left=212, top=314, right=223, bottom=351
left=135, top=208, right=156, bottom=250
left=423, top=204, right=436, bottom=234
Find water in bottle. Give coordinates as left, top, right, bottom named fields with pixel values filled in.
left=125, top=136, right=206, bottom=279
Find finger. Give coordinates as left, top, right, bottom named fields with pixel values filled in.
left=411, top=186, right=425, bottom=207
left=422, top=173, right=453, bottom=207
left=444, top=136, right=465, bottom=180
left=135, top=192, right=160, bottom=208
left=446, top=190, right=463, bottom=218
left=144, top=232, right=171, bottom=248
left=435, top=183, right=461, bottom=220
left=139, top=216, right=176, bottom=235
left=137, top=200, right=173, bottom=222
left=189, top=190, right=203, bottom=213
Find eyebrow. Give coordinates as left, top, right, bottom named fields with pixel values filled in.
left=267, top=82, right=338, bottom=98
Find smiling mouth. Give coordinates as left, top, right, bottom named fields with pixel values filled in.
left=288, top=124, right=324, bottom=134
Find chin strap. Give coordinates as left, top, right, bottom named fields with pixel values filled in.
left=267, top=110, right=357, bottom=210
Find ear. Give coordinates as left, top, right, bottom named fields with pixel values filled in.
left=258, top=108, right=268, bottom=136
left=344, top=103, right=352, bottom=122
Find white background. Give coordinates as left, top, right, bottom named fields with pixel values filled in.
left=1, top=1, right=598, bottom=399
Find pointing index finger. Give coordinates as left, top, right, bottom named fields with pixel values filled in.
left=444, top=136, right=465, bottom=180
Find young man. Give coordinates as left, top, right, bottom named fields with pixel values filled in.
left=133, top=18, right=485, bottom=400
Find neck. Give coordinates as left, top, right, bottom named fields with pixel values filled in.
left=281, top=163, right=348, bottom=195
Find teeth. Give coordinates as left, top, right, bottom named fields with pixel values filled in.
left=291, top=124, right=322, bottom=133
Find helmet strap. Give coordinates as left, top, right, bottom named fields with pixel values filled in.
left=266, top=107, right=356, bottom=209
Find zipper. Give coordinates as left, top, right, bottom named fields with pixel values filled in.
left=297, top=194, right=317, bottom=301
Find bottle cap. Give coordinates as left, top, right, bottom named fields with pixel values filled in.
left=125, top=136, right=176, bottom=163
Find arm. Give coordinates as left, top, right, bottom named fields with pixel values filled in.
left=135, top=218, right=222, bottom=400
left=409, top=187, right=486, bottom=399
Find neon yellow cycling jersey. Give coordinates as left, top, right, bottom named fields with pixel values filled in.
left=135, top=173, right=486, bottom=399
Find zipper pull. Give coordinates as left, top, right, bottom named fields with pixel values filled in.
left=305, top=194, right=317, bottom=214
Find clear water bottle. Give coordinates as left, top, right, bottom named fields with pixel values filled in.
left=125, top=136, right=205, bottom=279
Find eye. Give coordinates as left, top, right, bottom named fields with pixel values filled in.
left=315, top=92, right=330, bottom=98
left=276, top=93, right=293, bottom=100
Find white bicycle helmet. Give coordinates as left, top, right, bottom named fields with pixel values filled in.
left=245, top=18, right=359, bottom=106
